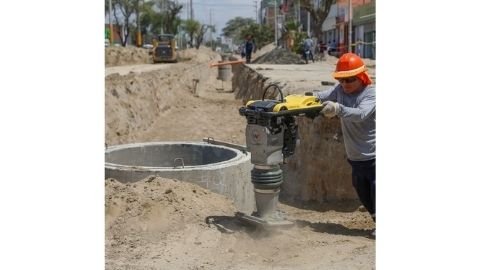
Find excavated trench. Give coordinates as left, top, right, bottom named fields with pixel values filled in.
left=106, top=54, right=358, bottom=210
left=104, top=48, right=376, bottom=270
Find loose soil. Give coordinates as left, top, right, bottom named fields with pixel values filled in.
left=105, top=46, right=375, bottom=270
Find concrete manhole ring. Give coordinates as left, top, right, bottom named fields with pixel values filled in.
left=105, top=141, right=255, bottom=212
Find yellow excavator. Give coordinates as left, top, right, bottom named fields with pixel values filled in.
left=151, top=34, right=177, bottom=63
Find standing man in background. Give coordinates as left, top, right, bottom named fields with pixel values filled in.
left=244, top=35, right=256, bottom=63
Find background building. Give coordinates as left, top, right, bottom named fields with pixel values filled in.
left=352, top=0, right=375, bottom=58
left=259, top=0, right=375, bottom=59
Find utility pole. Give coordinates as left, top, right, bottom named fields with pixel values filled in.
left=178, top=24, right=182, bottom=48
left=348, top=0, right=353, bottom=52
left=258, top=1, right=261, bottom=25
left=253, top=0, right=258, bottom=23
left=109, top=0, right=113, bottom=44
left=209, top=9, right=213, bottom=49
left=297, top=0, right=301, bottom=28
left=257, top=0, right=262, bottom=31
left=274, top=0, right=278, bottom=46
left=190, top=0, right=193, bottom=20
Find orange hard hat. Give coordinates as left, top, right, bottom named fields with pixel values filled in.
left=332, top=53, right=367, bottom=79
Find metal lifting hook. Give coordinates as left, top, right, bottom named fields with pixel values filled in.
left=173, top=158, right=185, bottom=169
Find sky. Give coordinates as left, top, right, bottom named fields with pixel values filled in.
left=179, top=0, right=260, bottom=37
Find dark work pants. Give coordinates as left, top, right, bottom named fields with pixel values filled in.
left=348, top=159, right=376, bottom=219
left=246, top=51, right=252, bottom=63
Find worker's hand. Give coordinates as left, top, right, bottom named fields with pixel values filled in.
left=321, top=101, right=340, bottom=118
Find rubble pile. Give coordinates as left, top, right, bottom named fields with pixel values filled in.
left=252, top=48, right=304, bottom=64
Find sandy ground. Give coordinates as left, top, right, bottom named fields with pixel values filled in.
left=105, top=46, right=375, bottom=269
left=105, top=47, right=246, bottom=146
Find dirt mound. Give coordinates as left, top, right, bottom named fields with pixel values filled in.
left=105, top=177, right=375, bottom=270
left=105, top=46, right=151, bottom=67
left=105, top=46, right=220, bottom=67
left=253, top=42, right=276, bottom=59
left=105, top=177, right=236, bottom=269
left=105, top=177, right=235, bottom=231
left=253, top=48, right=304, bottom=64
left=177, top=47, right=220, bottom=63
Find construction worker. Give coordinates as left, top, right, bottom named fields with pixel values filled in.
left=315, top=52, right=376, bottom=235
left=243, top=35, right=256, bottom=64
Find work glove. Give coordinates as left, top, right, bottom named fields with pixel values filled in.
left=321, top=101, right=340, bottom=118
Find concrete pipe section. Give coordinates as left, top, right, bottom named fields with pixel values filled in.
left=105, top=142, right=255, bottom=213
left=217, top=64, right=232, bottom=81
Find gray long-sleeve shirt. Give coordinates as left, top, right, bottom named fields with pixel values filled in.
left=315, top=84, right=376, bottom=161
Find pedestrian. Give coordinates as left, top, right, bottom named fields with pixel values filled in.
left=244, top=35, right=256, bottom=64
left=303, top=35, right=315, bottom=63
left=356, top=39, right=364, bottom=58
left=315, top=52, right=376, bottom=236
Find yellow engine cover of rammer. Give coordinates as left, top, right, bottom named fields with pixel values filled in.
left=272, top=94, right=322, bottom=112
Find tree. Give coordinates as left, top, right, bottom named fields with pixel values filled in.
left=194, top=24, right=215, bottom=50
left=183, top=19, right=200, bottom=48
left=194, top=25, right=209, bottom=49
left=239, top=23, right=274, bottom=50
left=109, top=0, right=184, bottom=46
left=111, top=0, right=137, bottom=46
left=299, top=0, right=335, bottom=38
left=163, top=0, right=183, bottom=34
left=137, top=0, right=183, bottom=44
left=139, top=1, right=159, bottom=42
left=222, top=17, right=256, bottom=44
